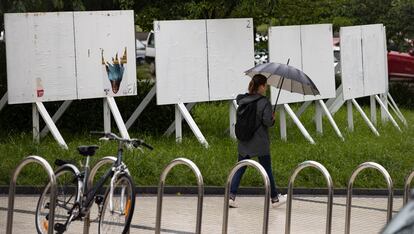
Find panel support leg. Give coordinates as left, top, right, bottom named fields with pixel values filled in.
left=175, top=104, right=182, bottom=143
left=40, top=100, right=73, bottom=138
left=319, top=100, right=344, bottom=141
left=315, top=101, right=323, bottom=134
left=229, top=100, right=237, bottom=139
left=35, top=102, right=68, bottom=149
left=351, top=99, right=380, bottom=136
left=387, top=93, right=407, bottom=126
left=279, top=106, right=287, bottom=141
left=103, top=98, right=111, bottom=133
left=0, top=92, right=7, bottom=112
left=347, top=100, right=353, bottom=132
left=370, top=95, right=377, bottom=126
left=381, top=93, right=389, bottom=122
left=106, top=97, right=130, bottom=139
left=284, top=104, right=315, bottom=144
left=164, top=103, right=196, bottom=136
left=375, top=95, right=401, bottom=132
left=33, top=103, right=40, bottom=144
left=295, top=101, right=312, bottom=118
left=177, top=102, right=208, bottom=148
left=125, top=85, right=156, bottom=130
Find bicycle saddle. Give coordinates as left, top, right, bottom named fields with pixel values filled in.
left=77, top=145, right=99, bottom=157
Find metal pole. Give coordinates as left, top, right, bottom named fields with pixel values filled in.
left=83, top=156, right=117, bottom=234
left=345, top=162, right=393, bottom=234
left=404, top=170, right=414, bottom=205
left=285, top=161, right=333, bottom=234
left=7, top=156, right=57, bottom=234
left=222, top=159, right=270, bottom=234
left=155, top=158, right=204, bottom=234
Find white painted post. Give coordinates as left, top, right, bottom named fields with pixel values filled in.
left=103, top=98, right=111, bottom=133
left=125, top=85, right=156, bottom=130
left=175, top=104, right=182, bottom=143
left=32, top=103, right=40, bottom=143
left=106, top=97, right=130, bottom=139
left=315, top=101, right=323, bottom=134
left=284, top=104, right=315, bottom=144
left=296, top=101, right=312, bottom=118
left=0, top=92, right=7, bottom=112
left=387, top=93, right=407, bottom=126
left=347, top=100, right=354, bottom=132
left=319, top=100, right=344, bottom=141
left=35, top=102, right=68, bottom=149
left=327, top=89, right=345, bottom=115
left=351, top=99, right=380, bottom=136
left=177, top=103, right=209, bottom=148
left=164, top=103, right=196, bottom=137
left=229, top=100, right=237, bottom=139
left=279, top=106, right=287, bottom=141
left=40, top=100, right=73, bottom=138
left=375, top=95, right=401, bottom=132
left=381, top=93, right=389, bottom=122
left=370, top=96, right=377, bottom=126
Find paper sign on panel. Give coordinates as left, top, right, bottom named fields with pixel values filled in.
left=155, top=20, right=209, bottom=105
left=207, top=18, right=254, bottom=101
left=5, top=13, right=77, bottom=104
left=269, top=26, right=304, bottom=105
left=74, top=11, right=137, bottom=100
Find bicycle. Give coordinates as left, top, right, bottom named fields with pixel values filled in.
left=34, top=132, right=153, bottom=234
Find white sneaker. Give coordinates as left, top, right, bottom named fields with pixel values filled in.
left=271, top=194, right=287, bottom=208
left=229, top=198, right=239, bottom=208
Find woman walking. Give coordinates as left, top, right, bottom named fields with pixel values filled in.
left=230, top=74, right=286, bottom=208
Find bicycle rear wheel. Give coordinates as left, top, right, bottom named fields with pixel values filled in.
left=35, top=167, right=80, bottom=234
left=98, top=174, right=136, bottom=234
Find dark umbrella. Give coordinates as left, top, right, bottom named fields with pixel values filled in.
left=245, top=60, right=320, bottom=112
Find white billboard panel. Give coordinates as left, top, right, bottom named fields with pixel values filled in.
left=269, top=26, right=303, bottom=104
left=269, top=24, right=334, bottom=105
left=5, top=12, right=77, bottom=104
left=74, top=11, right=137, bottom=99
left=207, top=18, right=254, bottom=101
left=155, top=20, right=209, bottom=105
left=341, top=26, right=364, bottom=100
left=362, top=24, right=387, bottom=96
left=301, top=24, right=335, bottom=101
left=341, top=24, right=387, bottom=100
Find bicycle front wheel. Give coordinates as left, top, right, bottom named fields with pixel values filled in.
left=99, top=174, right=136, bottom=234
left=35, top=167, right=80, bottom=234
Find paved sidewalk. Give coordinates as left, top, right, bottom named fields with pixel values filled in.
left=0, top=195, right=403, bottom=233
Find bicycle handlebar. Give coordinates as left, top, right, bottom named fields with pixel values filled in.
left=90, top=131, right=154, bottom=150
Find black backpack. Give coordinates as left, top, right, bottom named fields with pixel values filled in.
left=235, top=96, right=264, bottom=141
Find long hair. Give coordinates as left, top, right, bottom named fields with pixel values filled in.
left=248, top=74, right=267, bottom=94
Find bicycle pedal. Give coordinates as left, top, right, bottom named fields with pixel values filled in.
left=54, top=223, right=66, bottom=233
left=95, top=195, right=104, bottom=205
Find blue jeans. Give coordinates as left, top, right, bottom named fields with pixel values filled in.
left=230, top=154, right=279, bottom=199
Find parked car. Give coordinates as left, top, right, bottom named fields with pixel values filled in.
left=136, top=39, right=146, bottom=65
left=145, top=31, right=156, bottom=74
left=388, top=50, right=414, bottom=82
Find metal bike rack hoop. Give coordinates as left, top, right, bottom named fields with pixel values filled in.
left=83, top=156, right=117, bottom=234
left=222, top=159, right=271, bottom=234
left=6, top=156, right=57, bottom=234
left=155, top=158, right=204, bottom=234
left=403, top=170, right=414, bottom=205
left=285, top=160, right=334, bottom=234
left=345, top=162, right=393, bottom=234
